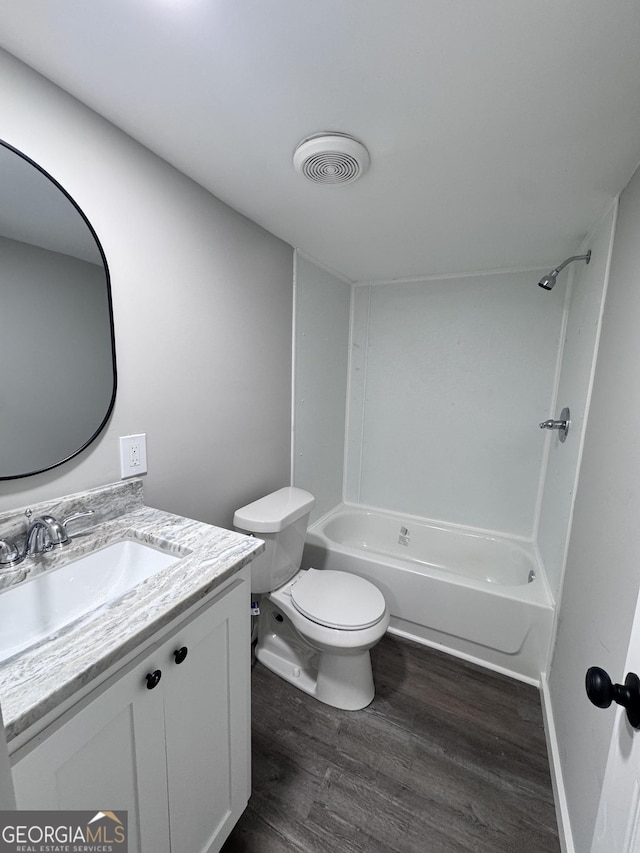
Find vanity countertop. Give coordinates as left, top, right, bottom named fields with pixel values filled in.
left=0, top=498, right=262, bottom=744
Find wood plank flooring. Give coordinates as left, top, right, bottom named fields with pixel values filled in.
left=222, top=634, right=560, bottom=853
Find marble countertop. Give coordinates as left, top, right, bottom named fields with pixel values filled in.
left=0, top=499, right=262, bottom=744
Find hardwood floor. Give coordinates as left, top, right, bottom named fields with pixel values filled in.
left=222, top=634, right=560, bottom=852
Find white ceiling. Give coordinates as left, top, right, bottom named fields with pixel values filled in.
left=1, top=1, right=640, bottom=283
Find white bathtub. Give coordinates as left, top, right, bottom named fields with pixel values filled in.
left=302, top=504, right=555, bottom=683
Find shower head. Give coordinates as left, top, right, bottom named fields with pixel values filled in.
left=538, top=250, right=591, bottom=290
left=538, top=271, right=559, bottom=290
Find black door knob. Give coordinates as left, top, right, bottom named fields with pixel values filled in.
left=173, top=646, right=188, bottom=665
left=145, top=669, right=162, bottom=690
left=585, top=666, right=640, bottom=729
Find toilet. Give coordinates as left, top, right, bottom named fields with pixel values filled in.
left=234, top=487, right=389, bottom=711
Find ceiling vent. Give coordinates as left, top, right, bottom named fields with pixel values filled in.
left=293, top=133, right=370, bottom=185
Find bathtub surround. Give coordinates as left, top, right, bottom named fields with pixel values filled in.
left=295, top=246, right=612, bottom=596
left=346, top=270, right=564, bottom=538
left=0, top=48, right=293, bottom=526
left=536, top=204, right=616, bottom=601
left=293, top=259, right=576, bottom=679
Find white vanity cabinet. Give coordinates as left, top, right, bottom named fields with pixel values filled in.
left=10, top=572, right=250, bottom=853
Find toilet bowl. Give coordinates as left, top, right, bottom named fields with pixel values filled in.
left=234, top=487, right=389, bottom=710
left=257, top=568, right=389, bottom=710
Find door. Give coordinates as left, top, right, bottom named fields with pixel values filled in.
left=592, top=588, right=640, bottom=853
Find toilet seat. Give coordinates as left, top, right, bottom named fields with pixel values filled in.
left=290, top=568, right=386, bottom=630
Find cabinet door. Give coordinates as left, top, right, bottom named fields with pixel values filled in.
left=11, top=573, right=250, bottom=853
left=164, top=578, right=250, bottom=853
left=12, top=657, right=171, bottom=853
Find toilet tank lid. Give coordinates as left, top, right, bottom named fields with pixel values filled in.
left=233, top=487, right=315, bottom=533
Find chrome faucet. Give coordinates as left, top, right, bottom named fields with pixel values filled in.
left=0, top=509, right=94, bottom=567
left=24, top=515, right=68, bottom=556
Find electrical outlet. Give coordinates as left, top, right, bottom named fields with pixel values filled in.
left=129, top=443, right=140, bottom=467
left=120, top=434, right=147, bottom=479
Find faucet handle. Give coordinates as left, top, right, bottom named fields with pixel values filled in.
left=62, top=510, right=94, bottom=530
left=61, top=510, right=95, bottom=541
left=0, top=539, right=23, bottom=567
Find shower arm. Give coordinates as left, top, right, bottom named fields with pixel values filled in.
left=549, top=251, right=591, bottom=277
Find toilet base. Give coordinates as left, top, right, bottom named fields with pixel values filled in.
left=316, top=648, right=375, bottom=711
left=255, top=600, right=376, bottom=711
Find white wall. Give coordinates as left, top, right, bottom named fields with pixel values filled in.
left=0, top=50, right=293, bottom=527
left=537, top=206, right=616, bottom=601
left=293, top=254, right=350, bottom=522
left=345, top=271, right=564, bottom=537
left=549, top=163, right=640, bottom=851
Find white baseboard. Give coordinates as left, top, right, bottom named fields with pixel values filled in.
left=540, top=673, right=575, bottom=853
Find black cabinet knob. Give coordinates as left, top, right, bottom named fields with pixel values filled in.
left=173, top=646, right=188, bottom=665
left=145, top=669, right=162, bottom=690
left=586, top=666, right=640, bottom=729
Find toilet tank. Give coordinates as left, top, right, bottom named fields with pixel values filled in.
left=233, top=487, right=315, bottom=594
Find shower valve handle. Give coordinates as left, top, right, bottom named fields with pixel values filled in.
left=539, top=407, right=570, bottom=442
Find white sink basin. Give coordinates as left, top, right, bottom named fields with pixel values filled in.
left=0, top=540, right=179, bottom=662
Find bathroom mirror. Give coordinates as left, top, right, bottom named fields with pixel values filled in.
left=0, top=141, right=117, bottom=479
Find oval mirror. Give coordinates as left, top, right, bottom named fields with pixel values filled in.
left=0, top=141, right=117, bottom=479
